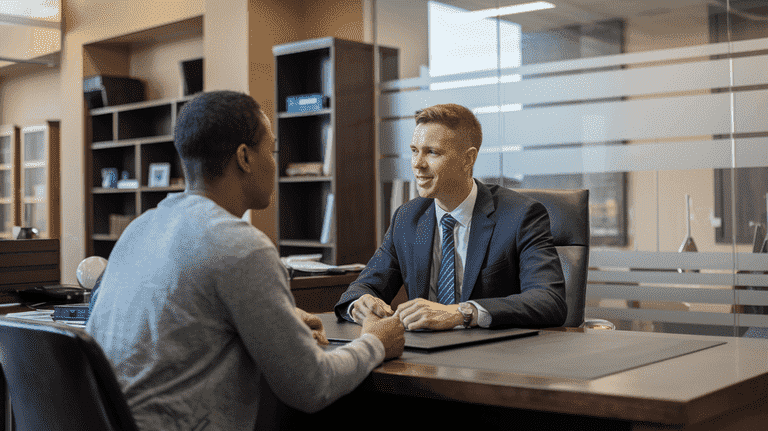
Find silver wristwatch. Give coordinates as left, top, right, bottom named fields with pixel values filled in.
left=457, top=302, right=474, bottom=328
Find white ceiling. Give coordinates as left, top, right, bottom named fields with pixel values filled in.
left=437, top=0, right=720, bottom=32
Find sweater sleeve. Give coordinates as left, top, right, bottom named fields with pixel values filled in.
left=214, top=238, right=385, bottom=413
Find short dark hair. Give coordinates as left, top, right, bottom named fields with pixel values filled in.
left=415, top=103, right=482, bottom=150
left=174, top=91, right=265, bottom=178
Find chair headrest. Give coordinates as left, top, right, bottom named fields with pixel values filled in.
left=515, top=189, right=590, bottom=246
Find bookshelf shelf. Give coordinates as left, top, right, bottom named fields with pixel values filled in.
left=277, top=109, right=332, bottom=119
left=279, top=239, right=335, bottom=248
left=278, top=176, right=332, bottom=183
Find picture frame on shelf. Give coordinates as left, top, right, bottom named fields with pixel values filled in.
left=148, top=163, right=171, bottom=187
left=101, top=167, right=118, bottom=188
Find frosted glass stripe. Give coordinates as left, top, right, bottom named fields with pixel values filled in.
left=590, top=250, right=768, bottom=272
left=381, top=55, right=768, bottom=118
left=382, top=136, right=768, bottom=179
left=384, top=91, right=757, bottom=150
left=587, top=285, right=768, bottom=307
left=503, top=92, right=733, bottom=147
left=381, top=36, right=768, bottom=91
left=380, top=115, right=502, bottom=156
left=588, top=271, right=768, bottom=288
left=588, top=271, right=735, bottom=286
left=585, top=307, right=747, bottom=327
left=501, top=138, right=768, bottom=175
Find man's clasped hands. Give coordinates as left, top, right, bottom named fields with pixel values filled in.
left=350, top=294, right=467, bottom=331
left=295, top=294, right=468, bottom=360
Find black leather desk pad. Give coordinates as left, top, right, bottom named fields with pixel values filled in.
left=398, top=330, right=726, bottom=380
left=320, top=313, right=539, bottom=352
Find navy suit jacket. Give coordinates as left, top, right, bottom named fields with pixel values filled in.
left=334, top=180, right=567, bottom=328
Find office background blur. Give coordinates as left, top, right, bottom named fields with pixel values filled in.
left=1, top=0, right=767, bottom=337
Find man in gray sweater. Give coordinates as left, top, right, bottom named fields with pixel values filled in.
left=86, top=91, right=405, bottom=430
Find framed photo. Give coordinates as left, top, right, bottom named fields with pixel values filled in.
left=101, top=167, right=118, bottom=188
left=148, top=163, right=171, bottom=187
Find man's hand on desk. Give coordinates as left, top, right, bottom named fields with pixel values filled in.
left=395, top=299, right=473, bottom=331
left=362, top=315, right=405, bottom=360
left=295, top=307, right=329, bottom=346
left=351, top=294, right=394, bottom=324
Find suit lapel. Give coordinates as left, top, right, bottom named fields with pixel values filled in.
left=410, top=203, right=436, bottom=300
left=461, top=181, right=496, bottom=302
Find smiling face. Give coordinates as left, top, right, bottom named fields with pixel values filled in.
left=410, top=122, right=477, bottom=212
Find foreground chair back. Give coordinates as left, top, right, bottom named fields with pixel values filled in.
left=516, top=189, right=590, bottom=328
left=0, top=317, right=138, bottom=431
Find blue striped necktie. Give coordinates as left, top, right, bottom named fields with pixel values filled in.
left=437, top=214, right=458, bottom=305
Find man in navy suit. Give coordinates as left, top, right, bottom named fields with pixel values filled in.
left=334, top=103, right=566, bottom=331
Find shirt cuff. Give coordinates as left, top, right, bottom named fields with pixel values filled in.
left=468, top=300, right=492, bottom=328
left=344, top=299, right=360, bottom=323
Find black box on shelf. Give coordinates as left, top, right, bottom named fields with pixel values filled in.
left=180, top=58, right=204, bottom=96
left=83, top=75, right=145, bottom=110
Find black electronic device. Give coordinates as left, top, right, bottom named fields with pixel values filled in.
left=16, top=285, right=87, bottom=304
left=181, top=58, right=203, bottom=96
left=52, top=304, right=90, bottom=322
left=83, top=75, right=145, bottom=109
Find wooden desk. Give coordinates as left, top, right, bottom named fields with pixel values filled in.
left=269, top=317, right=768, bottom=431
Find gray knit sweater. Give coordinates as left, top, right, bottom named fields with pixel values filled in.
left=86, top=192, right=384, bottom=430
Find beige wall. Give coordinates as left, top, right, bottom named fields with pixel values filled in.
left=130, top=34, right=205, bottom=101
left=0, top=67, right=61, bottom=126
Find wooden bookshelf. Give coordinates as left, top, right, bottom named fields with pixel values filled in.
left=273, top=38, right=396, bottom=265
left=86, top=96, right=192, bottom=258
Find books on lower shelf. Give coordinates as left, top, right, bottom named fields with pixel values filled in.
left=320, top=193, right=334, bottom=244
left=286, top=162, right=324, bottom=176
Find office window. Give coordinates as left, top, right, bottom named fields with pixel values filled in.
left=373, top=0, right=768, bottom=337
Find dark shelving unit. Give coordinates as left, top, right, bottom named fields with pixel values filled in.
left=273, top=37, right=396, bottom=265
left=86, top=96, right=192, bottom=258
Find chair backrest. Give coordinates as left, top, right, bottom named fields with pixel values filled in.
left=0, top=317, right=138, bottom=431
left=516, top=189, right=590, bottom=328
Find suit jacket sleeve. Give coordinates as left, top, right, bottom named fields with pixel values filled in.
left=472, top=201, right=567, bottom=328
left=334, top=208, right=405, bottom=321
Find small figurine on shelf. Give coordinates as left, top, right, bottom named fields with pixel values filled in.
left=117, top=170, right=138, bottom=189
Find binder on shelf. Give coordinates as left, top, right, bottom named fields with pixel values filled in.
left=320, top=193, right=335, bottom=244
left=322, top=125, right=333, bottom=176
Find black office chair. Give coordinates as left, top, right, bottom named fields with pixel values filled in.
left=516, top=189, right=613, bottom=329
left=0, top=317, right=139, bottom=431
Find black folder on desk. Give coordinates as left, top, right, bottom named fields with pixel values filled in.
left=319, top=313, right=538, bottom=351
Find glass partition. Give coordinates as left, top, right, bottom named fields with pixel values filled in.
left=374, top=0, right=768, bottom=336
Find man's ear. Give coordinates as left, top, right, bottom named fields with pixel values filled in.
left=464, top=146, right=478, bottom=172
left=235, top=143, right=252, bottom=173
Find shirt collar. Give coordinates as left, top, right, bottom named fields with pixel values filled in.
left=434, top=180, right=478, bottom=228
